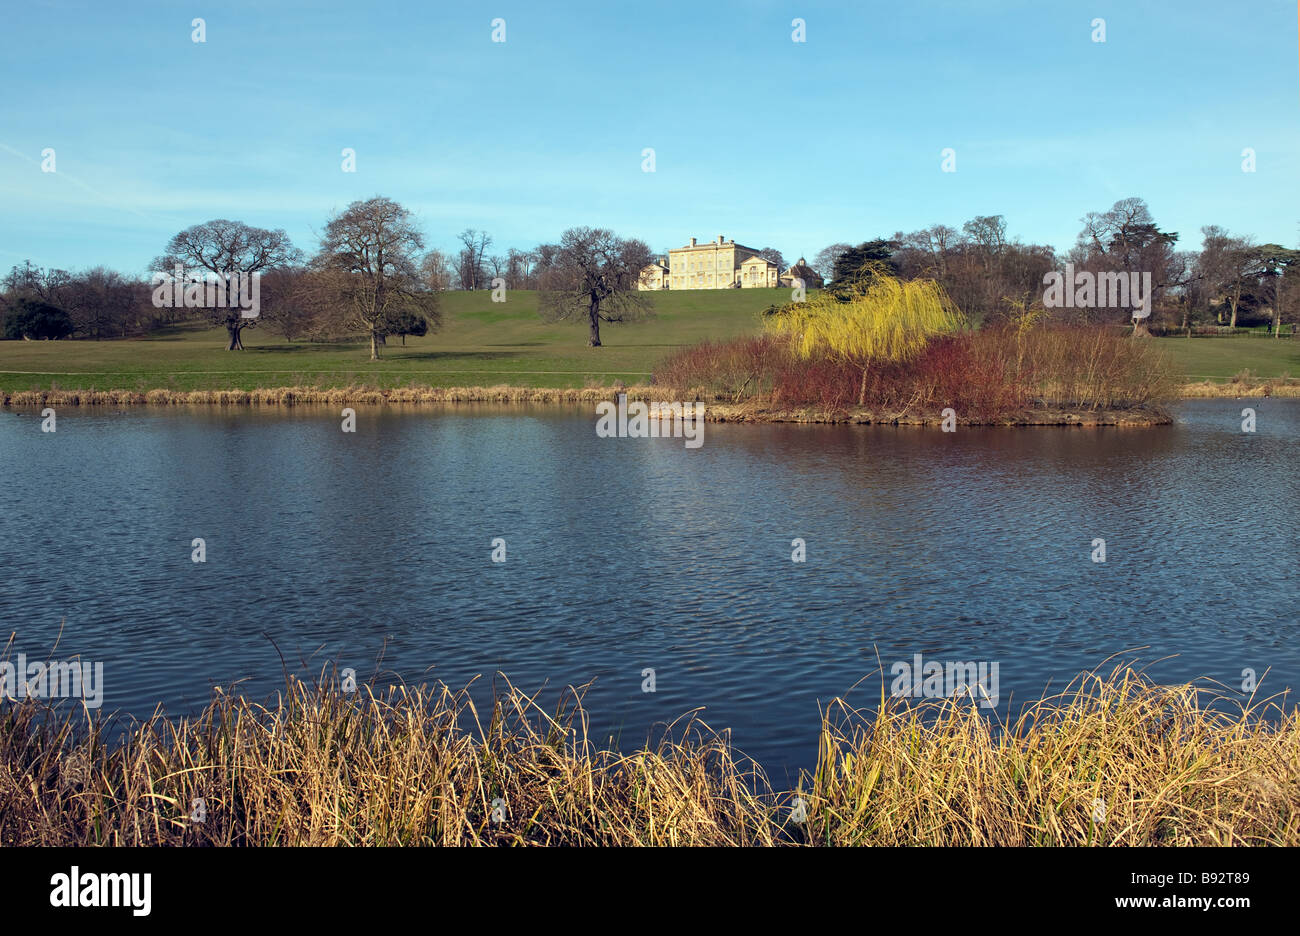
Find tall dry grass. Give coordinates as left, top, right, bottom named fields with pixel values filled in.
left=2, top=665, right=1296, bottom=846
left=1004, top=325, right=1179, bottom=410
left=647, top=335, right=787, bottom=403
left=0, top=676, right=775, bottom=846
left=807, top=667, right=1300, bottom=846
left=0, top=385, right=657, bottom=407
left=1181, top=377, right=1300, bottom=398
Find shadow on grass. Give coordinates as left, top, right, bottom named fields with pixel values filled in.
left=242, top=342, right=366, bottom=355
left=241, top=344, right=536, bottom=366
left=373, top=349, right=528, bottom=364
left=136, top=323, right=220, bottom=341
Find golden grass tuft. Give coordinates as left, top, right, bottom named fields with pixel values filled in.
left=807, top=667, right=1300, bottom=846
left=1, top=665, right=1297, bottom=846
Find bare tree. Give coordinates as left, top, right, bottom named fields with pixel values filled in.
left=962, top=215, right=1008, bottom=272
left=1074, top=198, right=1180, bottom=334
left=531, top=243, right=560, bottom=285
left=455, top=229, right=493, bottom=290
left=758, top=247, right=786, bottom=272
left=419, top=249, right=454, bottom=292
left=812, top=243, right=852, bottom=282
left=901, top=224, right=960, bottom=278
left=1079, top=199, right=1169, bottom=266
left=537, top=227, right=652, bottom=347
left=1, top=261, right=72, bottom=307
left=155, top=219, right=300, bottom=349
left=256, top=267, right=321, bottom=341
left=1197, top=226, right=1264, bottom=328
left=3, top=262, right=62, bottom=316
left=312, top=196, right=440, bottom=360
left=505, top=248, right=533, bottom=288
left=64, top=267, right=142, bottom=339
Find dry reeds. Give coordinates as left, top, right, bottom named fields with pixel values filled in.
left=1180, top=376, right=1300, bottom=398
left=806, top=666, right=1300, bottom=846
left=0, top=386, right=660, bottom=408
left=2, top=665, right=1296, bottom=846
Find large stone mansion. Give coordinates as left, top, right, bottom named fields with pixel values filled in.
left=638, top=235, right=823, bottom=291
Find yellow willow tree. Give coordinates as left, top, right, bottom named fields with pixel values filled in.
left=766, top=271, right=965, bottom=406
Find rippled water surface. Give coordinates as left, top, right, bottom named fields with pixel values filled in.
left=1, top=399, right=1296, bottom=776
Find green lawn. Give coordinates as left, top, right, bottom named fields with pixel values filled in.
left=1153, top=333, right=1300, bottom=381
left=0, top=288, right=1295, bottom=392
left=0, top=289, right=787, bottom=393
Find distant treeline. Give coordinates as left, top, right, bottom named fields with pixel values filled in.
left=4, top=195, right=1297, bottom=342
left=815, top=198, right=1299, bottom=335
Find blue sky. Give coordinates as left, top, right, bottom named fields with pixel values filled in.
left=1, top=0, right=1296, bottom=274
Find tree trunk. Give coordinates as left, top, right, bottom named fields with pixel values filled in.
left=226, top=324, right=242, bottom=350
left=588, top=301, right=602, bottom=347
left=858, top=366, right=869, bottom=406
left=1276, top=281, right=1284, bottom=339
left=370, top=328, right=381, bottom=360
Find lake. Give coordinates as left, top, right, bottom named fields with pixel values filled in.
left=1, top=398, right=1295, bottom=780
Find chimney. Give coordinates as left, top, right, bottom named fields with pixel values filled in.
left=718, top=235, right=724, bottom=244
left=689, top=237, right=696, bottom=247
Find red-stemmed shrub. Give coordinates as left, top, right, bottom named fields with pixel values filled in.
left=654, top=324, right=1173, bottom=417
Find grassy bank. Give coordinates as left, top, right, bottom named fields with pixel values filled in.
left=0, top=289, right=787, bottom=394
left=0, top=289, right=1295, bottom=395
left=1158, top=333, right=1300, bottom=381
left=2, top=666, right=1297, bottom=846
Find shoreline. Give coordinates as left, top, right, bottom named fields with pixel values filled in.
left=0, top=380, right=1293, bottom=424
left=1178, top=379, right=1300, bottom=398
